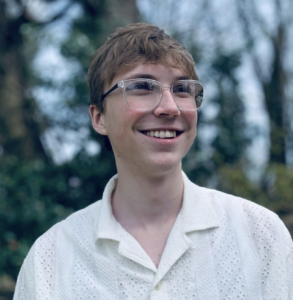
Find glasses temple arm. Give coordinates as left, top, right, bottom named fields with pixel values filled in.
left=100, top=83, right=119, bottom=100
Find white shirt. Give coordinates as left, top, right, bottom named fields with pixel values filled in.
left=14, top=173, right=293, bottom=300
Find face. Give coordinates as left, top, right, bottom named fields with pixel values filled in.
left=90, top=63, right=198, bottom=177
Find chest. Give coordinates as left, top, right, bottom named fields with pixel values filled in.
left=44, top=229, right=265, bottom=300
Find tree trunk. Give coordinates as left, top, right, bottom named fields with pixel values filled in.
left=0, top=2, right=47, bottom=161
left=262, top=26, right=287, bottom=164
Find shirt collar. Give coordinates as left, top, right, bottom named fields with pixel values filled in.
left=94, top=174, right=120, bottom=242
left=180, top=172, right=220, bottom=232
left=95, top=172, right=220, bottom=242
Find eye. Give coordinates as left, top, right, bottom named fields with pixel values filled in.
left=173, top=82, right=192, bottom=95
left=127, top=81, right=154, bottom=91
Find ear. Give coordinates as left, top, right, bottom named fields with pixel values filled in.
left=89, top=105, right=107, bottom=136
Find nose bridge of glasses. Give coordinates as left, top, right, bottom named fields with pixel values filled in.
left=160, top=84, right=176, bottom=103
left=158, top=84, right=180, bottom=112
left=161, top=83, right=172, bottom=92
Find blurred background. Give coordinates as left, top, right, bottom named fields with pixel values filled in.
left=0, top=0, right=292, bottom=298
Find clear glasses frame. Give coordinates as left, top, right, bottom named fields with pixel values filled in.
left=100, top=78, right=204, bottom=111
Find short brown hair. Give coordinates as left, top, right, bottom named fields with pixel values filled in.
left=87, top=23, right=198, bottom=113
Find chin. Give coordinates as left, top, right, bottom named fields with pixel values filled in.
left=144, top=154, right=182, bottom=175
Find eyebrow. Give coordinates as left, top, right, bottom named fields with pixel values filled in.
left=123, top=73, right=191, bottom=81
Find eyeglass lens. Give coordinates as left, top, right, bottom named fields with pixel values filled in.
left=123, top=79, right=203, bottom=110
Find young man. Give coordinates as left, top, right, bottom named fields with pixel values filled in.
left=14, top=23, right=292, bottom=299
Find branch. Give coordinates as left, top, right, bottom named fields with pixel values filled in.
left=235, top=0, right=264, bottom=81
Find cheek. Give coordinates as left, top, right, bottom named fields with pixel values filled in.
left=111, top=107, right=140, bottom=142
left=184, top=111, right=198, bottom=130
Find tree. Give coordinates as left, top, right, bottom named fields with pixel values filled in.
left=0, top=0, right=54, bottom=161
left=236, top=0, right=293, bottom=165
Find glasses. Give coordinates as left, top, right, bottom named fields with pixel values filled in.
left=100, top=78, right=204, bottom=111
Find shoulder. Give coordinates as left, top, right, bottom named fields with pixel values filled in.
left=14, top=200, right=103, bottom=299
left=184, top=173, right=277, bottom=226
left=201, top=188, right=292, bottom=253
left=188, top=182, right=293, bottom=298
left=31, top=199, right=103, bottom=258
left=199, top=185, right=279, bottom=225
left=184, top=174, right=287, bottom=242
left=196, top=185, right=292, bottom=252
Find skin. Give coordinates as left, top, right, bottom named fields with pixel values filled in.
left=90, top=63, right=198, bottom=267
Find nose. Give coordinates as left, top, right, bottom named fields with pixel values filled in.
left=153, top=87, right=180, bottom=118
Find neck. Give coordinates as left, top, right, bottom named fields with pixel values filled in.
left=112, top=165, right=184, bottom=229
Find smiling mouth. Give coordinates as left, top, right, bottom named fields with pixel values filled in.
left=140, top=130, right=183, bottom=139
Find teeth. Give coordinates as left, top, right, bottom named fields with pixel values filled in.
left=144, top=130, right=178, bottom=139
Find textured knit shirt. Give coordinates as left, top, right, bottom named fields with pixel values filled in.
left=14, top=173, right=293, bottom=300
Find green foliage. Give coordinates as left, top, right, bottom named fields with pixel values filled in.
left=209, top=53, right=250, bottom=167
left=183, top=51, right=252, bottom=187
left=262, top=164, right=293, bottom=213
left=208, top=163, right=293, bottom=234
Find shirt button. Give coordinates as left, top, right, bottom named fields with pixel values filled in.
left=155, top=282, right=162, bottom=290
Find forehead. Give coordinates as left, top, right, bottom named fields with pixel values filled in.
left=110, top=63, right=189, bottom=87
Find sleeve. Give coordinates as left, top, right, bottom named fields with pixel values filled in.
left=241, top=200, right=292, bottom=298
left=13, top=245, right=36, bottom=300
left=279, top=218, right=293, bottom=300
